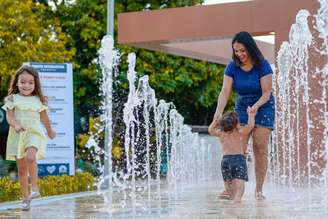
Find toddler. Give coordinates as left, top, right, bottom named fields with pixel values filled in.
left=208, top=108, right=255, bottom=203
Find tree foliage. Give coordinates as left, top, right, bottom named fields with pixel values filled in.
left=35, top=0, right=109, bottom=133
left=115, top=0, right=235, bottom=124
left=39, top=0, right=234, bottom=126
left=4, top=0, right=234, bottom=127
left=0, top=0, right=74, bottom=99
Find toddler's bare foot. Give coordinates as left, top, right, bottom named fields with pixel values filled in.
left=218, top=190, right=232, bottom=200
left=233, top=197, right=241, bottom=204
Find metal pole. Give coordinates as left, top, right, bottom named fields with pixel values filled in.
left=107, top=0, right=114, bottom=37
left=103, top=0, right=114, bottom=190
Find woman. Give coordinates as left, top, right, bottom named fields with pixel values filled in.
left=209, top=31, right=275, bottom=200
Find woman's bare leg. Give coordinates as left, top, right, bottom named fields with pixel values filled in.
left=252, top=127, right=271, bottom=199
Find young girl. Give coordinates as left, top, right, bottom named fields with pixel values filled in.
left=2, top=65, right=56, bottom=210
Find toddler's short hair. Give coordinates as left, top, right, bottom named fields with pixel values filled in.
left=219, top=112, right=239, bottom=132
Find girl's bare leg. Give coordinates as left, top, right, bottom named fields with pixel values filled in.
left=16, top=158, right=29, bottom=200
left=26, top=147, right=38, bottom=189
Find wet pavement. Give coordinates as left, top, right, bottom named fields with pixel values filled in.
left=1, top=181, right=328, bottom=219
left=1, top=135, right=328, bottom=218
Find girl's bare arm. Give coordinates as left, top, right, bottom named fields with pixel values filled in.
left=6, top=109, right=25, bottom=132
left=40, top=110, right=56, bottom=139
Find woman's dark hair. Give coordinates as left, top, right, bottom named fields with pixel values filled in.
left=219, top=112, right=239, bottom=132
left=232, top=31, right=264, bottom=69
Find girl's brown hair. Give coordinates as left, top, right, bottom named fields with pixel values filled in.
left=219, top=112, right=239, bottom=132
left=8, top=65, right=47, bottom=104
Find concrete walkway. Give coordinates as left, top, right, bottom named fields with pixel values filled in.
left=0, top=182, right=328, bottom=219
left=1, top=135, right=328, bottom=218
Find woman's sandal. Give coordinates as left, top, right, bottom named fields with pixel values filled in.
left=255, top=191, right=266, bottom=200
left=218, top=190, right=232, bottom=200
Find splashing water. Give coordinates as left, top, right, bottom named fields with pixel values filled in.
left=93, top=36, right=220, bottom=211
left=274, top=0, right=328, bottom=188
left=88, top=35, right=120, bottom=208
left=90, top=1, right=327, bottom=216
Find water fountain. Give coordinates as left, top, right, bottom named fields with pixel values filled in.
left=94, top=34, right=220, bottom=214
left=93, top=0, right=328, bottom=214
left=2, top=1, right=328, bottom=219
left=87, top=0, right=328, bottom=217
left=274, top=0, right=328, bottom=188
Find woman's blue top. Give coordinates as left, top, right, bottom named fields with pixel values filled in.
left=224, top=59, right=273, bottom=96
left=224, top=58, right=275, bottom=129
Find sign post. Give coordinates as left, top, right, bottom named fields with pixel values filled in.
left=27, top=62, right=75, bottom=176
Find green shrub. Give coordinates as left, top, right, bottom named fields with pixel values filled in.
left=0, top=177, right=21, bottom=202
left=0, top=158, right=9, bottom=177
left=0, top=172, right=95, bottom=202
left=38, top=172, right=95, bottom=196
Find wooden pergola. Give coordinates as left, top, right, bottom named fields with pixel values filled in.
left=118, top=0, right=325, bottom=186
left=118, top=0, right=319, bottom=64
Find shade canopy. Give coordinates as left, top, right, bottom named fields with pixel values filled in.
left=118, top=0, right=319, bottom=64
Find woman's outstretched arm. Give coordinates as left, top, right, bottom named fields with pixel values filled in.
left=249, top=74, right=272, bottom=113
left=212, top=75, right=233, bottom=121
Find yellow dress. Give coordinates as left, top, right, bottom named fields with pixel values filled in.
left=1, top=94, right=48, bottom=160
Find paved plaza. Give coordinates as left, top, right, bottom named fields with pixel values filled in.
left=1, top=135, right=328, bottom=219
left=0, top=182, right=328, bottom=219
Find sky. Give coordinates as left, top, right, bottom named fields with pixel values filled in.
left=203, top=0, right=274, bottom=44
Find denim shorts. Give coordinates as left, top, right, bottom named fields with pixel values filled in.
left=235, top=94, right=275, bottom=130
left=221, top=154, right=248, bottom=181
